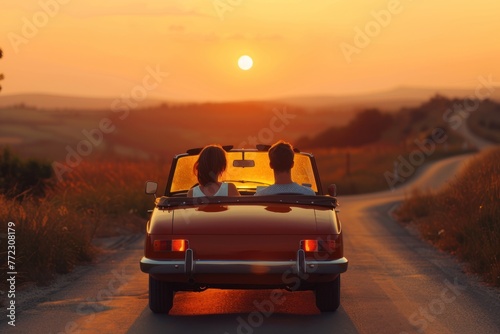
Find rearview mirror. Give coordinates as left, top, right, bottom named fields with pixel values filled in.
left=233, top=159, right=255, bottom=168
left=145, top=181, right=158, bottom=195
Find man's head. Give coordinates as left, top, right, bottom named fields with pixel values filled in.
left=268, top=140, right=294, bottom=173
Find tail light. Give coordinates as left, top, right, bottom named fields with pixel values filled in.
left=302, top=239, right=320, bottom=252
left=300, top=237, right=341, bottom=256
left=172, top=239, right=187, bottom=252
left=154, top=239, right=189, bottom=252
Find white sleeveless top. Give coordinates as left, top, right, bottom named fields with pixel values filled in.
left=192, top=182, right=229, bottom=197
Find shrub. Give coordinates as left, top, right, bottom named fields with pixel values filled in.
left=0, top=147, right=53, bottom=198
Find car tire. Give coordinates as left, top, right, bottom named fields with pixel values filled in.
left=315, top=275, right=340, bottom=312
left=149, top=275, right=174, bottom=314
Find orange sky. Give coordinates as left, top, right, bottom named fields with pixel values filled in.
left=1, top=0, right=500, bottom=102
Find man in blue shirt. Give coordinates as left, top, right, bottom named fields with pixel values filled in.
left=255, top=140, right=316, bottom=196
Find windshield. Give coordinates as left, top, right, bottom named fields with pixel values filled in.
left=169, top=150, right=318, bottom=194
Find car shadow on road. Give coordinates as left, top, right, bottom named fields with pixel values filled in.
left=126, top=306, right=359, bottom=334
left=127, top=288, right=361, bottom=333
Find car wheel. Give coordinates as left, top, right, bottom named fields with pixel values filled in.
left=315, top=275, right=340, bottom=312
left=149, top=275, right=174, bottom=314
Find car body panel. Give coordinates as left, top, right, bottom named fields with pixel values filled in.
left=149, top=204, right=338, bottom=235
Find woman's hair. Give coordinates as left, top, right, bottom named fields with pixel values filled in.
left=194, top=145, right=227, bottom=186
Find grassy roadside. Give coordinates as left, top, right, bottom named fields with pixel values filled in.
left=0, top=159, right=167, bottom=288
left=394, top=147, right=500, bottom=286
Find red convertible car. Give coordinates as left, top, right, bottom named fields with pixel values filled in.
left=140, top=145, right=348, bottom=314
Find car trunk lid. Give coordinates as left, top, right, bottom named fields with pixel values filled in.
left=171, top=203, right=318, bottom=235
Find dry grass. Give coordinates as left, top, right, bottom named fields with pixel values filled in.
left=53, top=160, right=168, bottom=235
left=0, top=159, right=168, bottom=287
left=0, top=195, right=95, bottom=284
left=395, top=147, right=500, bottom=286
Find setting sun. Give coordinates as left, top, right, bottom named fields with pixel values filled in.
left=238, top=55, right=253, bottom=71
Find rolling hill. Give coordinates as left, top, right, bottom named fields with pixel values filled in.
left=1, top=90, right=498, bottom=164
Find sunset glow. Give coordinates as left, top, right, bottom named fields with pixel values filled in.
left=0, top=0, right=499, bottom=101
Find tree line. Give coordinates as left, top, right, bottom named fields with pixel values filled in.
left=297, top=108, right=394, bottom=148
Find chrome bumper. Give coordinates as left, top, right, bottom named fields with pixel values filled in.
left=140, top=249, right=348, bottom=275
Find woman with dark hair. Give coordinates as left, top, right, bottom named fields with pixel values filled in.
left=187, top=145, right=240, bottom=197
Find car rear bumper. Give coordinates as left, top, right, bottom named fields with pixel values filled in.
left=140, top=249, right=348, bottom=276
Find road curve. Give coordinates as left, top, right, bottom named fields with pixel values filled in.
left=2, top=154, right=499, bottom=334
